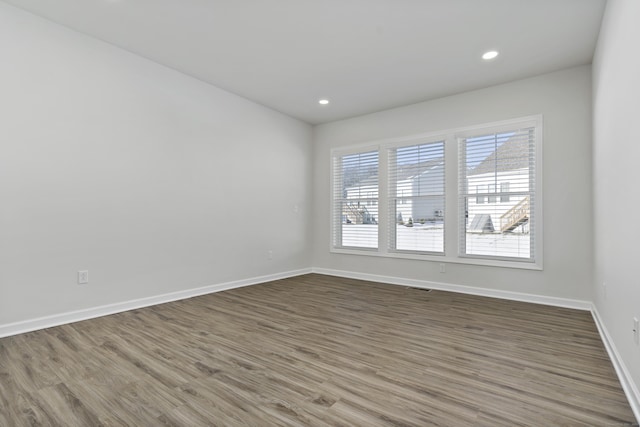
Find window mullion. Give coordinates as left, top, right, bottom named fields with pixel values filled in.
left=378, top=148, right=390, bottom=254
left=447, top=135, right=461, bottom=258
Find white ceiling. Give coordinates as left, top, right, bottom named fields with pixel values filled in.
left=4, top=0, right=606, bottom=124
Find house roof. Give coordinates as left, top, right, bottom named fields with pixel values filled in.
left=347, top=158, right=444, bottom=189
left=396, top=158, right=444, bottom=181
left=469, top=137, right=530, bottom=176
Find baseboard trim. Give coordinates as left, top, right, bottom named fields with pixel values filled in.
left=311, top=267, right=592, bottom=310
left=0, top=268, right=312, bottom=339
left=591, top=305, right=640, bottom=423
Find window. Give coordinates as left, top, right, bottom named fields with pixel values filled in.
left=476, top=186, right=484, bottom=204
left=331, top=116, right=542, bottom=269
left=332, top=150, right=379, bottom=249
left=389, top=141, right=445, bottom=254
left=488, top=183, right=497, bottom=203
left=459, top=125, right=537, bottom=261
left=500, top=182, right=511, bottom=203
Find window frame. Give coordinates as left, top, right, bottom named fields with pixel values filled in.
left=329, top=115, right=543, bottom=271
left=476, top=186, right=485, bottom=204
left=331, top=147, right=380, bottom=252
left=487, top=183, right=497, bottom=204
left=388, top=140, right=446, bottom=256
left=500, top=182, right=511, bottom=203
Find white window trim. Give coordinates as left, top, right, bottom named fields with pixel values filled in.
left=388, top=139, right=446, bottom=256
left=330, top=115, right=543, bottom=271
left=330, top=147, right=381, bottom=251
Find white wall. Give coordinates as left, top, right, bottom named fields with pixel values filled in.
left=0, top=3, right=312, bottom=326
left=592, top=0, right=640, bottom=411
left=313, top=66, right=593, bottom=301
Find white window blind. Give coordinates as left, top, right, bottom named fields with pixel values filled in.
left=332, top=150, right=379, bottom=249
left=389, top=141, right=445, bottom=253
left=459, top=127, right=536, bottom=260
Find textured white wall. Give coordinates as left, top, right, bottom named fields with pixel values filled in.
left=0, top=3, right=312, bottom=325
left=592, top=0, right=640, bottom=408
left=313, top=66, right=593, bottom=301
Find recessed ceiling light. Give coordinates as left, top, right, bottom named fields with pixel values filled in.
left=318, top=99, right=330, bottom=105
left=482, top=50, right=499, bottom=60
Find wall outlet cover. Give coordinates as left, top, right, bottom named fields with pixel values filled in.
left=78, top=270, right=89, bottom=284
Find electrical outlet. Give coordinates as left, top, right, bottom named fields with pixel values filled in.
left=439, top=263, right=446, bottom=273
left=78, top=270, right=89, bottom=284
left=633, top=317, right=639, bottom=345
left=268, top=250, right=273, bottom=260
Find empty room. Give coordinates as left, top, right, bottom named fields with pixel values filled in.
left=1, top=0, right=639, bottom=425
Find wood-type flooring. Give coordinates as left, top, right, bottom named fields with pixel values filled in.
left=0, top=274, right=636, bottom=426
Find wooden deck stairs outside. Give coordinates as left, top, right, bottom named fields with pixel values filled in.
left=500, top=196, right=530, bottom=232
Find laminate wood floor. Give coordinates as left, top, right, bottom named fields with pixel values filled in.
left=0, top=274, right=636, bottom=426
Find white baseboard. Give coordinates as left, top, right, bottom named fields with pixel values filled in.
left=591, top=305, right=640, bottom=423
left=312, top=267, right=592, bottom=310
left=0, top=267, right=589, bottom=339
left=0, top=268, right=312, bottom=339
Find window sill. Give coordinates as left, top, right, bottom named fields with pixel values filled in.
left=330, top=247, right=543, bottom=271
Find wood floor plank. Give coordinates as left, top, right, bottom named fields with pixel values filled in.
left=31, top=383, right=103, bottom=427
left=0, top=274, right=635, bottom=426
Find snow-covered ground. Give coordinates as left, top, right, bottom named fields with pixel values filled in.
left=464, top=231, right=530, bottom=258
left=341, top=224, right=530, bottom=258
left=396, top=224, right=443, bottom=252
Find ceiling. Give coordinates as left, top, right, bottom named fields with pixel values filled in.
left=4, top=0, right=606, bottom=124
